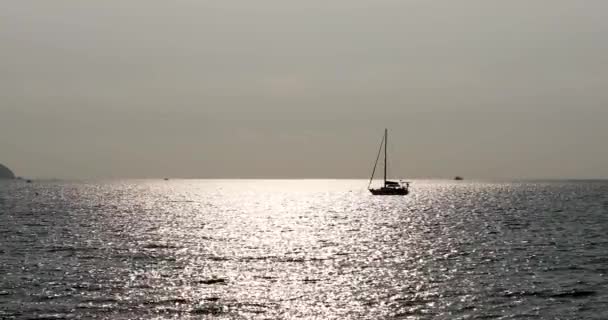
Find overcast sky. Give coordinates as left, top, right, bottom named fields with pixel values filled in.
left=1, top=1, right=607, bottom=179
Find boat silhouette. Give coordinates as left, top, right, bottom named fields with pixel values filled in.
left=368, top=129, right=410, bottom=196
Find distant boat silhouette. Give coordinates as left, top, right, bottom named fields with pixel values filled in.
left=454, top=176, right=464, bottom=181
left=368, top=129, right=410, bottom=196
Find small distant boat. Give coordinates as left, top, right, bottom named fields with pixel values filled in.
left=26, top=179, right=32, bottom=183
left=454, top=176, right=464, bottom=181
left=164, top=178, right=170, bottom=181
left=368, top=129, right=410, bottom=196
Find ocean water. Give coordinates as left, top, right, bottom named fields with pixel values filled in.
left=1, top=179, right=607, bottom=319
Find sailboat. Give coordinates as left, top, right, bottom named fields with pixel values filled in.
left=368, top=129, right=410, bottom=196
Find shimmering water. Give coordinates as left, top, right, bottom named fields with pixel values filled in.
left=1, top=180, right=607, bottom=319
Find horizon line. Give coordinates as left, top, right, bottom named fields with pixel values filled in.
left=8, top=177, right=608, bottom=182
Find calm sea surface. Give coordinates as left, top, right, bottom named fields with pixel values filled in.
left=1, top=180, right=607, bottom=319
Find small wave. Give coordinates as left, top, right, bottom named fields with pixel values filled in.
left=589, top=256, right=608, bottom=264
left=142, top=243, right=180, bottom=249
left=190, top=305, right=226, bottom=315
left=501, top=290, right=544, bottom=298
left=501, top=289, right=596, bottom=299
left=204, top=297, right=221, bottom=302
left=236, top=302, right=269, bottom=314
left=459, top=305, right=476, bottom=311
left=143, top=298, right=190, bottom=305
left=239, top=255, right=331, bottom=263
left=278, top=295, right=305, bottom=302
left=254, top=275, right=278, bottom=281
left=148, top=307, right=182, bottom=315
left=474, top=315, right=501, bottom=319
left=544, top=265, right=586, bottom=272
left=76, top=255, right=99, bottom=260
left=198, top=278, right=227, bottom=285
left=207, top=255, right=230, bottom=261
left=33, top=293, right=73, bottom=301
left=71, top=283, right=103, bottom=291
left=277, top=256, right=332, bottom=263
left=78, top=297, right=119, bottom=304
left=23, top=223, right=45, bottom=227
left=166, top=298, right=190, bottom=304
left=392, top=310, right=435, bottom=318
left=24, top=314, right=71, bottom=320
left=46, top=246, right=95, bottom=253
left=238, top=255, right=277, bottom=262
left=390, top=291, right=442, bottom=306
left=551, top=290, right=596, bottom=298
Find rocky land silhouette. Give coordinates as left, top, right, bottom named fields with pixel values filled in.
left=0, top=163, right=16, bottom=179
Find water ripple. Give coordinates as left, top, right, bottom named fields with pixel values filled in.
left=1, top=180, right=607, bottom=319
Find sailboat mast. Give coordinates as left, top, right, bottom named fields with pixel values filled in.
left=384, top=128, right=388, bottom=187
left=368, top=132, right=385, bottom=189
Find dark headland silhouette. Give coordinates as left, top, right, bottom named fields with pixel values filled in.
left=0, top=163, right=16, bottom=179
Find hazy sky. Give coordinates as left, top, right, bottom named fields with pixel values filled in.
left=1, top=1, right=607, bottom=179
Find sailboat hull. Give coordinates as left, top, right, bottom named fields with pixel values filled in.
left=369, top=187, right=409, bottom=196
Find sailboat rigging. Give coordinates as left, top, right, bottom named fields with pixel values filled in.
left=368, top=129, right=410, bottom=196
